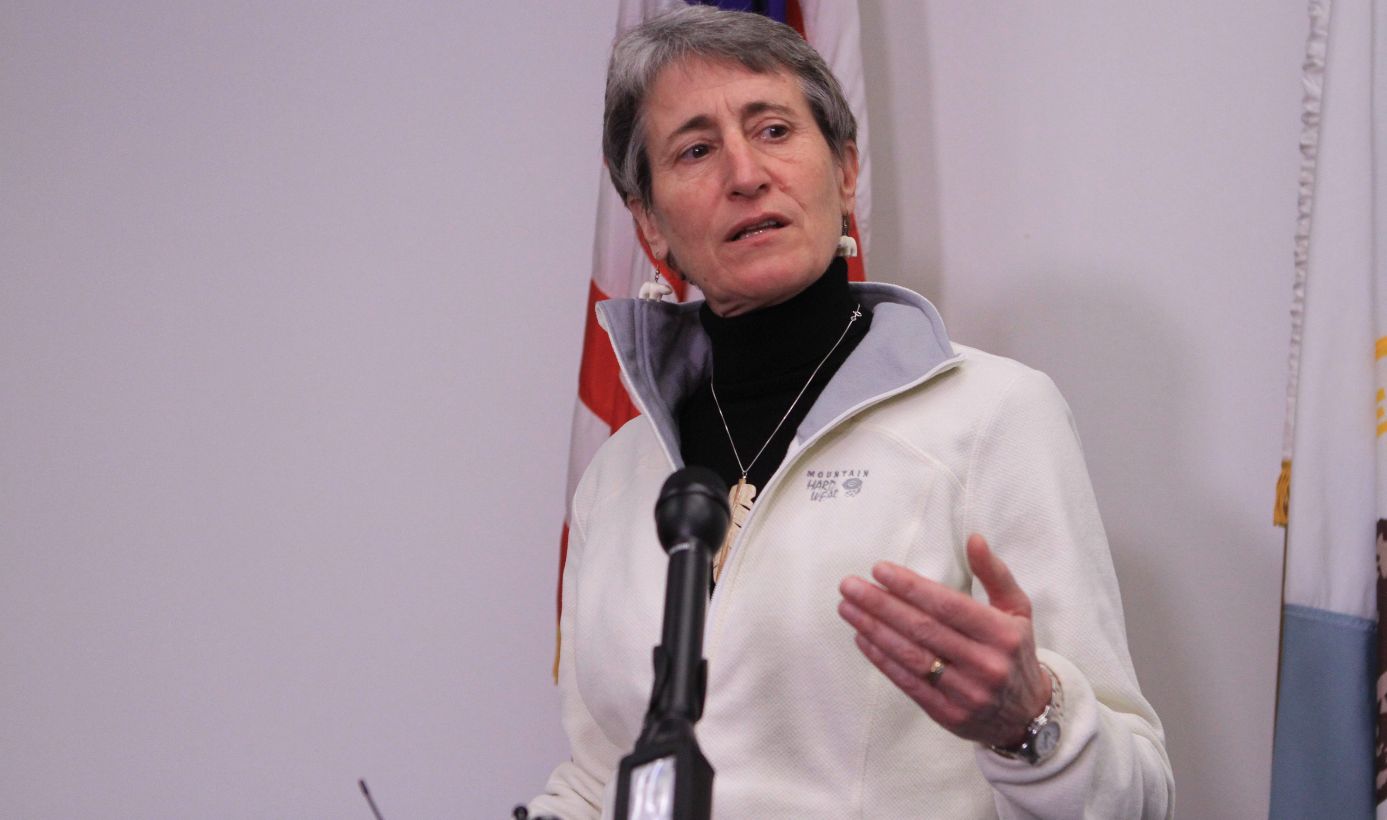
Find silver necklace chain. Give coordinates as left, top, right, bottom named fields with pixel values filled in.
left=710, top=304, right=862, bottom=481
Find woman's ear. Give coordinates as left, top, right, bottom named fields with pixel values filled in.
left=627, top=198, right=669, bottom=262
left=836, top=141, right=860, bottom=215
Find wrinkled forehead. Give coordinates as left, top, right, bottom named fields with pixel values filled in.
left=642, top=56, right=807, bottom=138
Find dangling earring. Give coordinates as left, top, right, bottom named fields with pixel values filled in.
left=638, top=263, right=675, bottom=301
left=836, top=214, right=858, bottom=258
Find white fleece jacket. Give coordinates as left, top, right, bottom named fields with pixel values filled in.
left=528, top=284, right=1173, bottom=820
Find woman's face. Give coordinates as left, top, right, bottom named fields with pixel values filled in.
left=629, top=58, right=858, bottom=317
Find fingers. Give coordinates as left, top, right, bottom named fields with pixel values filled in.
left=864, top=561, right=1008, bottom=644
left=852, top=633, right=970, bottom=727
left=840, top=598, right=1004, bottom=712
left=965, top=533, right=1031, bottom=618
left=838, top=580, right=1000, bottom=679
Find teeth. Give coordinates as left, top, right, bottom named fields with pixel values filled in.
left=735, top=219, right=781, bottom=240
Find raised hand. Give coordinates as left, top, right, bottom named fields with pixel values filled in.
left=837, top=533, right=1051, bottom=748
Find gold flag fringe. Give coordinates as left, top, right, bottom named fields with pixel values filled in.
left=553, top=628, right=561, bottom=684
left=1274, top=459, right=1291, bottom=527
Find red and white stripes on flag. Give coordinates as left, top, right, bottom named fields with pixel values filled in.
left=556, top=0, right=873, bottom=676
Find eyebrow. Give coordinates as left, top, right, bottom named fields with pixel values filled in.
left=665, top=101, right=799, bottom=141
left=668, top=114, right=717, bottom=140
left=742, top=101, right=795, bottom=119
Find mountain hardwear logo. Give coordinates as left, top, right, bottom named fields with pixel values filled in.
left=805, top=469, right=868, bottom=501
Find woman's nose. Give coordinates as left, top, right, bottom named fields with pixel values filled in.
left=724, top=136, right=771, bottom=198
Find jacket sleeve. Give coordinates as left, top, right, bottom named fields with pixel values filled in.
left=962, top=367, right=1174, bottom=820
left=525, top=480, right=625, bottom=820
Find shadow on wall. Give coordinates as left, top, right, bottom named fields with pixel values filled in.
left=960, top=273, right=1282, bottom=811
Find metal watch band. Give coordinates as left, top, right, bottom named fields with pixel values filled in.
left=989, top=662, right=1063, bottom=765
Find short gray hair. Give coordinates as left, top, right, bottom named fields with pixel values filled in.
left=603, top=5, right=857, bottom=209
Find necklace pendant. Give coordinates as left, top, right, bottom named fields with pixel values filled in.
left=713, top=478, right=756, bottom=583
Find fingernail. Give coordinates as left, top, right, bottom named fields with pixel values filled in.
left=841, top=576, right=865, bottom=599
left=839, top=599, right=862, bottom=621
left=872, top=562, right=895, bottom=583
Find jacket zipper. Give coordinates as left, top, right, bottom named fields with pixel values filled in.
left=598, top=303, right=966, bottom=648
left=701, top=352, right=966, bottom=646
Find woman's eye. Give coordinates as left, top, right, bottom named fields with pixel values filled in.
left=763, top=124, right=789, bottom=139
left=682, top=144, right=710, bottom=161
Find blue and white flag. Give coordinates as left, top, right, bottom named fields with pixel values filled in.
left=1270, top=0, right=1385, bottom=816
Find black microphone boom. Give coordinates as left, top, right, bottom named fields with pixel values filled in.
left=613, top=467, right=730, bottom=820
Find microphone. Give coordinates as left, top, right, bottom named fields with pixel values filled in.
left=614, top=467, right=730, bottom=820
left=655, top=466, right=732, bottom=553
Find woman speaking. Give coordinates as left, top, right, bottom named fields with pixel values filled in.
left=527, top=6, right=1173, bottom=818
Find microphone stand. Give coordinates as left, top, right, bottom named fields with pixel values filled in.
left=613, top=467, right=730, bottom=820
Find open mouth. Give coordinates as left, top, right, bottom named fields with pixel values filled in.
left=729, top=218, right=785, bottom=242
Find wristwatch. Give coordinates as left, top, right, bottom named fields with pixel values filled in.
left=989, top=663, right=1063, bottom=765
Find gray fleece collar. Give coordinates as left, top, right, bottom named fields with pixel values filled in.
left=595, top=282, right=960, bottom=470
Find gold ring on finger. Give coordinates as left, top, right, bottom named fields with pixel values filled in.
left=925, top=657, right=947, bottom=686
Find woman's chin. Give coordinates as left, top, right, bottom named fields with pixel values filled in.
left=702, top=261, right=824, bottom=315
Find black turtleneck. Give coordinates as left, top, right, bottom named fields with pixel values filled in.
left=679, top=257, right=872, bottom=495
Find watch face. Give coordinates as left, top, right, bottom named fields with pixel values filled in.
left=1034, top=721, right=1061, bottom=758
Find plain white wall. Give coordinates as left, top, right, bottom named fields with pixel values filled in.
left=1, top=2, right=599, bottom=817
left=1, top=1, right=1305, bottom=818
